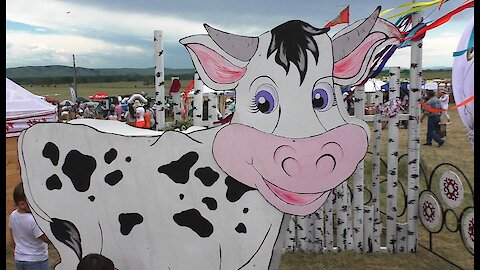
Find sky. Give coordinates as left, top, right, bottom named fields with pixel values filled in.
left=5, top=0, right=474, bottom=70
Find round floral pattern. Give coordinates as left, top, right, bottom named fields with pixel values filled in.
left=419, top=191, right=443, bottom=232
left=439, top=171, right=464, bottom=208
left=461, top=208, right=474, bottom=255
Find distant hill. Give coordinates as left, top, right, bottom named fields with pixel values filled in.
left=6, top=65, right=195, bottom=84
left=6, top=65, right=451, bottom=84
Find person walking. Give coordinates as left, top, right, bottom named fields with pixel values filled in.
left=9, top=182, right=51, bottom=270
left=438, top=89, right=451, bottom=124
left=420, top=90, right=445, bottom=147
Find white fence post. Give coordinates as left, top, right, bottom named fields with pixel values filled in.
left=407, top=6, right=423, bottom=253
left=386, top=67, right=401, bottom=253
left=207, top=93, right=217, bottom=127
left=324, top=195, right=334, bottom=251
left=154, top=30, right=165, bottom=130
left=353, top=85, right=366, bottom=252
left=193, top=74, right=204, bottom=127
left=372, top=87, right=384, bottom=252
left=313, top=209, right=324, bottom=253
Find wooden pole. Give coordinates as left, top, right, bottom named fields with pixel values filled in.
left=386, top=67, right=400, bottom=253
left=407, top=5, right=423, bottom=253
left=154, top=30, right=165, bottom=130
left=371, top=87, right=384, bottom=252
left=72, top=54, right=78, bottom=99
left=193, top=74, right=204, bottom=126
left=353, top=85, right=365, bottom=252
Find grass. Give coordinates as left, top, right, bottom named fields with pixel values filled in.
left=6, top=82, right=473, bottom=269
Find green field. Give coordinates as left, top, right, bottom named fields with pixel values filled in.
left=7, top=79, right=473, bottom=270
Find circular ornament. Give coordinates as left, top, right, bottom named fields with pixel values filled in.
left=419, top=191, right=443, bottom=233
left=460, top=207, right=474, bottom=255
left=439, top=171, right=464, bottom=208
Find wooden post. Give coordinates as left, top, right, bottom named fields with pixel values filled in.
left=193, top=74, right=204, bottom=127
left=324, top=195, right=334, bottom=251
left=207, top=92, right=217, bottom=127
left=154, top=30, right=165, bottom=130
left=407, top=5, right=423, bottom=253
left=335, top=183, right=349, bottom=251
left=353, top=85, right=365, bottom=252
left=72, top=54, right=78, bottom=100
left=372, top=87, right=384, bottom=252
left=386, top=67, right=400, bottom=253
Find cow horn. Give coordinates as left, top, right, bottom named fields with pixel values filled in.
left=204, top=24, right=259, bottom=62
left=332, top=6, right=381, bottom=63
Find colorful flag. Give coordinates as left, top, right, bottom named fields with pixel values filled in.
left=325, top=6, right=349, bottom=28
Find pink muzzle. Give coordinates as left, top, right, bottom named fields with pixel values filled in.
left=212, top=123, right=368, bottom=215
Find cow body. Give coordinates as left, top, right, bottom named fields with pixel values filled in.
left=20, top=120, right=285, bottom=269
left=18, top=7, right=401, bottom=269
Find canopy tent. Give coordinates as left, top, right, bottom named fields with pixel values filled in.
left=187, top=85, right=235, bottom=97
left=89, top=92, right=110, bottom=100
left=6, top=78, right=58, bottom=137
left=350, top=78, right=386, bottom=92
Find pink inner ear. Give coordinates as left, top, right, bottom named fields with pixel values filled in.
left=187, top=44, right=247, bottom=84
left=333, top=32, right=385, bottom=79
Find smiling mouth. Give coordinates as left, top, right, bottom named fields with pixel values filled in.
left=263, top=179, right=326, bottom=206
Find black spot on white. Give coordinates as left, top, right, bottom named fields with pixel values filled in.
left=62, top=150, right=96, bottom=192
left=173, top=208, right=213, bottom=238
left=125, top=156, right=132, bottom=162
left=179, top=194, right=184, bottom=200
left=46, top=174, right=62, bottom=190
left=235, top=223, right=247, bottom=234
left=158, top=152, right=199, bottom=184
left=119, top=213, right=144, bottom=236
left=243, top=208, right=249, bottom=214
left=104, top=148, right=117, bottom=164
left=42, top=142, right=60, bottom=166
left=105, top=170, right=123, bottom=186
left=225, top=176, right=255, bottom=202
left=194, top=167, right=219, bottom=187
left=88, top=196, right=95, bottom=202
left=202, top=197, right=217, bottom=210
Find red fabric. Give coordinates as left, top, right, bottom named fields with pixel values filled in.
left=419, top=96, right=474, bottom=113
left=403, top=1, right=473, bottom=42
left=144, top=111, right=151, bottom=129
left=181, top=81, right=195, bottom=119
left=169, top=78, right=182, bottom=94
left=325, top=6, right=349, bottom=28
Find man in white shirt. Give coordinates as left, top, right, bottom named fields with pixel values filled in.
left=438, top=89, right=451, bottom=124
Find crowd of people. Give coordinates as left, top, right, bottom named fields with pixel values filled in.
left=57, top=93, right=157, bottom=130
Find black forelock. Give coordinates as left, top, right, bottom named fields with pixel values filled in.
left=267, top=20, right=329, bottom=85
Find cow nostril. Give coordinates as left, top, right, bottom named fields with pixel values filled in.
left=316, top=154, right=336, bottom=175
left=281, top=157, right=300, bottom=177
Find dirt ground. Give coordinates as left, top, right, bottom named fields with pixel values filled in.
left=6, top=137, right=22, bottom=245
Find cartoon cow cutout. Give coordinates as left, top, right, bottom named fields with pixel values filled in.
left=18, top=7, right=401, bottom=270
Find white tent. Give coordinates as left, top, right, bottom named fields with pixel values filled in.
left=6, top=78, right=58, bottom=137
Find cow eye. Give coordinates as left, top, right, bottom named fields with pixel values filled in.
left=254, top=84, right=278, bottom=114
left=312, top=84, right=333, bottom=111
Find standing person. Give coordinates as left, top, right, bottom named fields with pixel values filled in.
left=114, top=101, right=123, bottom=121
left=133, top=100, right=146, bottom=128
left=125, top=103, right=137, bottom=127
left=420, top=90, right=445, bottom=147
left=438, top=89, right=451, bottom=124
left=9, top=182, right=50, bottom=270
left=144, top=103, right=152, bottom=129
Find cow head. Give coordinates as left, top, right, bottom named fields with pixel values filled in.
left=180, top=7, right=402, bottom=215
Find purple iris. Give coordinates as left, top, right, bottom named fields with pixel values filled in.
left=312, top=88, right=329, bottom=110
left=255, top=90, right=276, bottom=114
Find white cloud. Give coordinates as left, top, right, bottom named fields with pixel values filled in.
left=6, top=31, right=146, bottom=67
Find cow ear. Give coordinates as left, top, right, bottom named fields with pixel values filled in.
left=180, top=34, right=248, bottom=91
left=332, top=7, right=402, bottom=86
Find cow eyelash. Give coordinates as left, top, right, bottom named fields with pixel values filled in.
left=249, top=97, right=259, bottom=113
